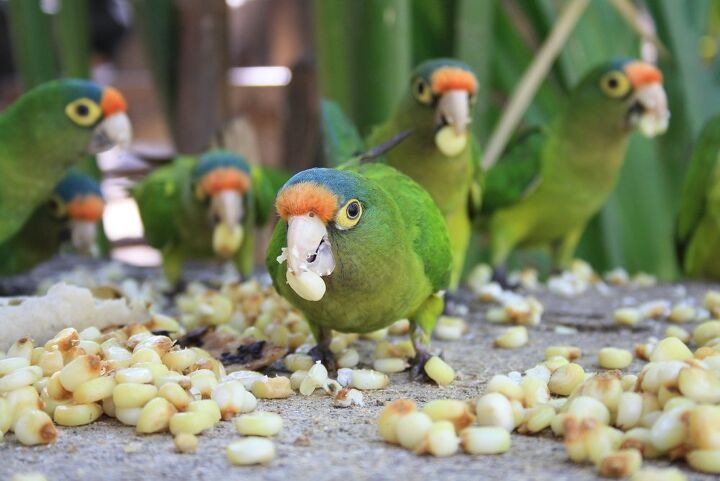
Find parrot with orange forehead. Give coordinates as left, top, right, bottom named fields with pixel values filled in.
left=366, top=59, right=482, bottom=290
left=132, top=150, right=284, bottom=284
left=0, top=79, right=131, bottom=245
left=482, top=59, right=670, bottom=284
left=266, top=162, right=451, bottom=373
left=0, top=170, right=105, bottom=275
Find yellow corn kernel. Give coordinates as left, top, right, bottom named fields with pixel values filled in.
left=112, top=382, right=158, bottom=409
left=252, top=376, right=293, bottom=399
left=422, top=399, right=475, bottom=431
left=54, top=403, right=103, bottom=426
left=424, top=357, right=455, bottom=387
left=460, top=426, right=511, bottom=455
left=188, top=400, right=221, bottom=424
left=169, top=411, right=215, bottom=435
left=0, top=366, right=41, bottom=392
left=226, top=437, right=275, bottom=465
left=686, top=449, right=720, bottom=474
left=14, top=409, right=57, bottom=445
left=548, top=363, right=585, bottom=396
left=137, top=397, right=177, bottom=434
left=37, top=350, right=64, bottom=376
left=650, top=337, right=693, bottom=362
left=598, top=348, right=633, bottom=369
left=45, top=328, right=79, bottom=352
left=377, top=399, right=417, bottom=444
left=72, top=375, right=116, bottom=404
left=598, top=449, right=642, bottom=477
left=494, top=326, right=528, bottom=349
left=174, top=433, right=198, bottom=454
left=234, top=412, right=283, bottom=437
left=162, top=349, right=198, bottom=373
left=131, top=348, right=162, bottom=365
left=159, top=382, right=193, bottom=411
left=422, top=420, right=460, bottom=457
left=476, top=393, right=514, bottom=432
left=58, top=354, right=102, bottom=392
left=189, top=369, right=217, bottom=398
left=396, top=411, right=433, bottom=450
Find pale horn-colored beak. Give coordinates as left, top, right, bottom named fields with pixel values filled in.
left=70, top=220, right=98, bottom=256
left=630, top=83, right=670, bottom=138
left=434, top=90, right=471, bottom=156
left=88, top=112, right=132, bottom=153
left=277, top=213, right=335, bottom=301
left=211, top=190, right=244, bottom=258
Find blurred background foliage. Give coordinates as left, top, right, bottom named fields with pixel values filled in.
left=2, top=0, right=720, bottom=279
left=314, top=0, right=720, bottom=280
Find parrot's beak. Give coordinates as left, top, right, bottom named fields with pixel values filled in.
left=70, top=220, right=98, bottom=256
left=627, top=83, right=670, bottom=137
left=88, top=87, right=132, bottom=153
left=278, top=213, right=335, bottom=302
left=624, top=62, right=669, bottom=138
left=434, top=90, right=471, bottom=156
left=211, top=190, right=244, bottom=258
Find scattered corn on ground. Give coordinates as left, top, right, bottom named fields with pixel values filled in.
left=2, top=262, right=720, bottom=480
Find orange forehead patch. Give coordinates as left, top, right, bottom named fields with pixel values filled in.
left=430, top=67, right=478, bottom=95
left=624, top=62, right=663, bottom=88
left=200, top=168, right=250, bottom=195
left=67, top=195, right=105, bottom=221
left=276, top=182, right=337, bottom=223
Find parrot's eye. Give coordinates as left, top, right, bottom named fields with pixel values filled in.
left=412, top=78, right=433, bottom=105
left=65, top=98, right=103, bottom=127
left=336, top=199, right=363, bottom=229
left=599, top=71, right=631, bottom=98
left=48, top=195, right=67, bottom=218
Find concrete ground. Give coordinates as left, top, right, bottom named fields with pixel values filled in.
left=1, top=271, right=718, bottom=481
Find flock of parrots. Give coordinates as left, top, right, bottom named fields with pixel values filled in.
left=0, top=57, right=718, bottom=368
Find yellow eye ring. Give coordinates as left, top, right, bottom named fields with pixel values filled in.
left=335, top=199, right=363, bottom=230
left=599, top=71, right=631, bottom=98
left=65, top=98, right=102, bottom=127
left=412, top=77, right=433, bottom=105
left=48, top=195, right=67, bottom=218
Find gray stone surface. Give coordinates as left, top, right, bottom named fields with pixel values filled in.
left=1, top=275, right=718, bottom=481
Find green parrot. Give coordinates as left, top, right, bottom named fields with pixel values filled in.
left=0, top=79, right=131, bottom=244
left=483, top=59, right=670, bottom=284
left=0, top=169, right=105, bottom=275
left=266, top=162, right=451, bottom=373
left=366, top=59, right=482, bottom=290
left=676, top=113, right=720, bottom=279
left=132, top=150, right=286, bottom=285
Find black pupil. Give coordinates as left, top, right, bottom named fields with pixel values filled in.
left=76, top=104, right=89, bottom=116
left=607, top=77, right=618, bottom=89
left=416, top=81, right=425, bottom=95
left=347, top=202, right=359, bottom=218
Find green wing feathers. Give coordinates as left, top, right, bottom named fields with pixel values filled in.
left=481, top=128, right=545, bottom=215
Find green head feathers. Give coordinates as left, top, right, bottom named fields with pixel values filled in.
left=563, top=58, right=669, bottom=138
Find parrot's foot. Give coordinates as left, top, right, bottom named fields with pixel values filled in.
left=409, top=349, right=433, bottom=382
left=309, top=343, right=337, bottom=374
left=491, top=265, right=517, bottom=290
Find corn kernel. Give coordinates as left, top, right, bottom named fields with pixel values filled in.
left=226, top=437, right=275, bottom=465
left=158, top=382, right=193, bottom=411
left=424, top=357, right=455, bottom=387
left=548, top=363, right=585, bottom=396
left=678, top=367, right=720, bottom=403
left=234, top=412, right=283, bottom=437
left=212, top=380, right=256, bottom=419
left=694, top=321, right=720, bottom=347
left=162, top=349, right=198, bottom=372
left=522, top=376, right=550, bottom=407
left=189, top=369, right=218, bottom=398
left=460, top=426, right=511, bottom=454
left=396, top=411, right=433, bottom=450
left=137, top=397, right=176, bottom=433
left=113, top=383, right=158, bottom=409
left=8, top=338, right=34, bottom=361
left=494, top=326, right=528, bottom=349
left=486, top=374, right=523, bottom=402
left=650, top=406, right=690, bottom=452
left=598, top=449, right=642, bottom=477
left=524, top=405, right=555, bottom=433
left=169, top=411, right=215, bottom=435
left=58, top=355, right=102, bottom=392
left=545, top=345, right=582, bottom=361
left=422, top=399, right=475, bottom=431
left=434, top=316, right=467, bottom=341
left=0, top=366, right=41, bottom=392
left=377, top=399, right=417, bottom=444
left=351, top=369, right=390, bottom=390
left=53, top=403, right=102, bottom=426
left=615, top=392, right=643, bottom=430
left=73, top=375, right=116, bottom=404
left=0, top=357, right=30, bottom=376
left=6, top=386, right=43, bottom=420
left=336, top=349, right=360, bottom=369
left=252, top=376, right=293, bottom=399
left=688, top=405, right=720, bottom=450
left=614, top=308, right=642, bottom=326
left=373, top=357, right=408, bottom=374
left=567, top=396, right=610, bottom=425
left=283, top=353, right=314, bottom=372
left=686, top=449, right=720, bottom=474
left=14, top=409, right=57, bottom=445
left=476, top=393, right=514, bottom=432
left=422, top=420, right=459, bottom=457
left=650, top=338, right=693, bottom=362
left=598, top=348, right=633, bottom=370
left=174, top=433, right=198, bottom=454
